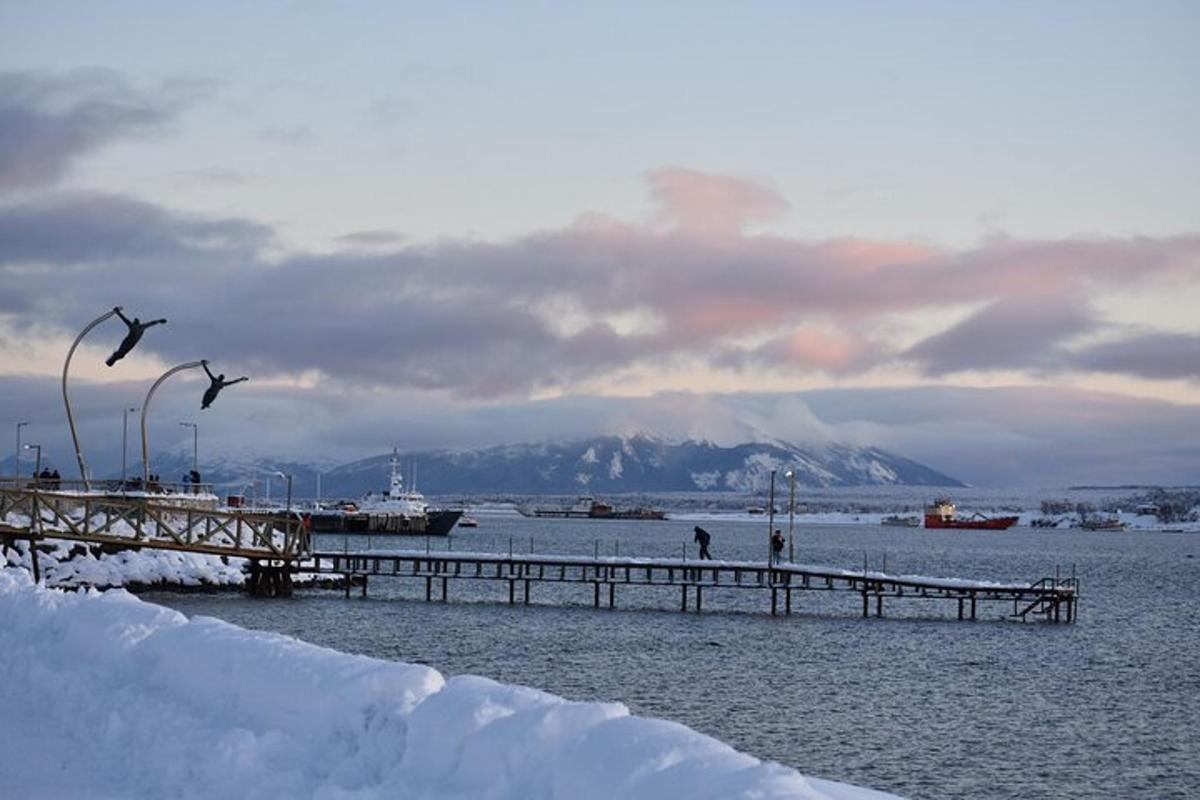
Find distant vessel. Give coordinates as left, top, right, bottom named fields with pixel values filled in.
left=1078, top=517, right=1127, bottom=531
left=309, top=450, right=462, bottom=534
left=523, top=497, right=666, bottom=520
left=458, top=513, right=479, bottom=528
left=881, top=514, right=920, bottom=527
left=924, top=498, right=1018, bottom=530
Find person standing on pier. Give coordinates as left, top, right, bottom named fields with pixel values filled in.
left=694, top=526, right=713, bottom=560
left=771, top=529, right=785, bottom=564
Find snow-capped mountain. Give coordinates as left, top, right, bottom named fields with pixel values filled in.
left=316, top=435, right=964, bottom=496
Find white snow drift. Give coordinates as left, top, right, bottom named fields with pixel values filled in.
left=0, top=569, right=897, bottom=799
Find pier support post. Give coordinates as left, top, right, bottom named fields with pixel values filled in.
left=771, top=588, right=777, bottom=616
left=425, top=576, right=432, bottom=601
left=786, top=587, right=792, bottom=615
left=441, top=576, right=448, bottom=602
left=593, top=581, right=600, bottom=608
left=30, top=541, right=40, bottom=583
left=957, top=597, right=964, bottom=620
left=970, top=595, right=977, bottom=621
left=876, top=593, right=883, bottom=618
left=861, top=589, right=869, bottom=618
left=344, top=574, right=351, bottom=598
left=681, top=584, right=688, bottom=612
left=608, top=582, right=614, bottom=609
left=508, top=579, right=515, bottom=605
left=524, top=579, right=530, bottom=605
left=361, top=575, right=368, bottom=598
left=695, top=585, right=702, bottom=613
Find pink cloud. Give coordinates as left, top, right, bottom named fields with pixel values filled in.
left=646, top=166, right=788, bottom=237
left=3, top=173, right=1199, bottom=397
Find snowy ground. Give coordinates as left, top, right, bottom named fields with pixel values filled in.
left=0, top=569, right=897, bottom=799
left=2, top=538, right=248, bottom=588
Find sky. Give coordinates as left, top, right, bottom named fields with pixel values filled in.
left=1, top=1, right=1198, bottom=486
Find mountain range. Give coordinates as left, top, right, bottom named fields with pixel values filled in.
left=96, top=435, right=964, bottom=497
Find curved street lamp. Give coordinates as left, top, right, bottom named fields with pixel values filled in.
left=141, top=361, right=206, bottom=484
left=62, top=307, right=166, bottom=488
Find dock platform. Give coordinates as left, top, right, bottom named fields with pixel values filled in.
left=301, top=549, right=1079, bottom=623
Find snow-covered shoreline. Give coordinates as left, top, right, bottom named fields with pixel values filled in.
left=0, top=569, right=898, bottom=799
left=2, top=538, right=249, bottom=588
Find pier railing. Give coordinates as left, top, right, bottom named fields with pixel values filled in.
left=0, top=487, right=309, bottom=561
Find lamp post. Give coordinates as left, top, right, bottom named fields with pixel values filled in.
left=275, top=470, right=293, bottom=512
left=785, top=469, right=796, bottom=563
left=24, top=444, right=41, bottom=481
left=121, top=407, right=137, bottom=486
left=62, top=308, right=120, bottom=488
left=767, top=468, right=777, bottom=565
left=15, top=421, right=29, bottom=482
left=179, top=422, right=198, bottom=474
left=140, top=361, right=206, bottom=483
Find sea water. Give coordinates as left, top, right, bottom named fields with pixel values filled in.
left=149, top=504, right=1200, bottom=799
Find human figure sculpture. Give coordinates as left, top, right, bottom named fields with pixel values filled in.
left=105, top=307, right=167, bottom=366
left=201, top=360, right=248, bottom=409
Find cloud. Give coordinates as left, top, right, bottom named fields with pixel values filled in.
left=0, top=69, right=209, bottom=192
left=904, top=296, right=1097, bottom=375
left=167, top=168, right=255, bottom=186
left=646, top=166, right=788, bottom=236
left=258, top=125, right=314, bottom=145
left=333, top=229, right=406, bottom=248
left=1, top=172, right=1197, bottom=398
left=1068, top=332, right=1200, bottom=381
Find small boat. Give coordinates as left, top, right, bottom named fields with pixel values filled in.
left=523, top=497, right=666, bottom=520
left=1078, top=517, right=1127, bottom=531
left=881, top=514, right=920, bottom=527
left=457, top=514, right=479, bottom=528
left=924, top=498, right=1018, bottom=530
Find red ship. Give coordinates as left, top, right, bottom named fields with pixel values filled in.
left=924, top=498, right=1018, bottom=530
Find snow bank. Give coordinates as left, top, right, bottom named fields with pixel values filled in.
left=0, top=570, right=898, bottom=799
left=2, top=538, right=247, bottom=587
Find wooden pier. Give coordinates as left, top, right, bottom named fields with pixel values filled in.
left=0, top=487, right=307, bottom=594
left=300, top=549, right=1079, bottom=623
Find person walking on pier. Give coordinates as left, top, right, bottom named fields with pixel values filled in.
left=694, top=526, right=713, bottom=560
left=771, top=529, right=785, bottom=564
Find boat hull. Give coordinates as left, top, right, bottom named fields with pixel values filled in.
left=924, top=514, right=1018, bottom=530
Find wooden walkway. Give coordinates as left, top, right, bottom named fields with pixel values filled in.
left=301, top=549, right=1079, bottom=623
left=0, top=488, right=308, bottom=593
